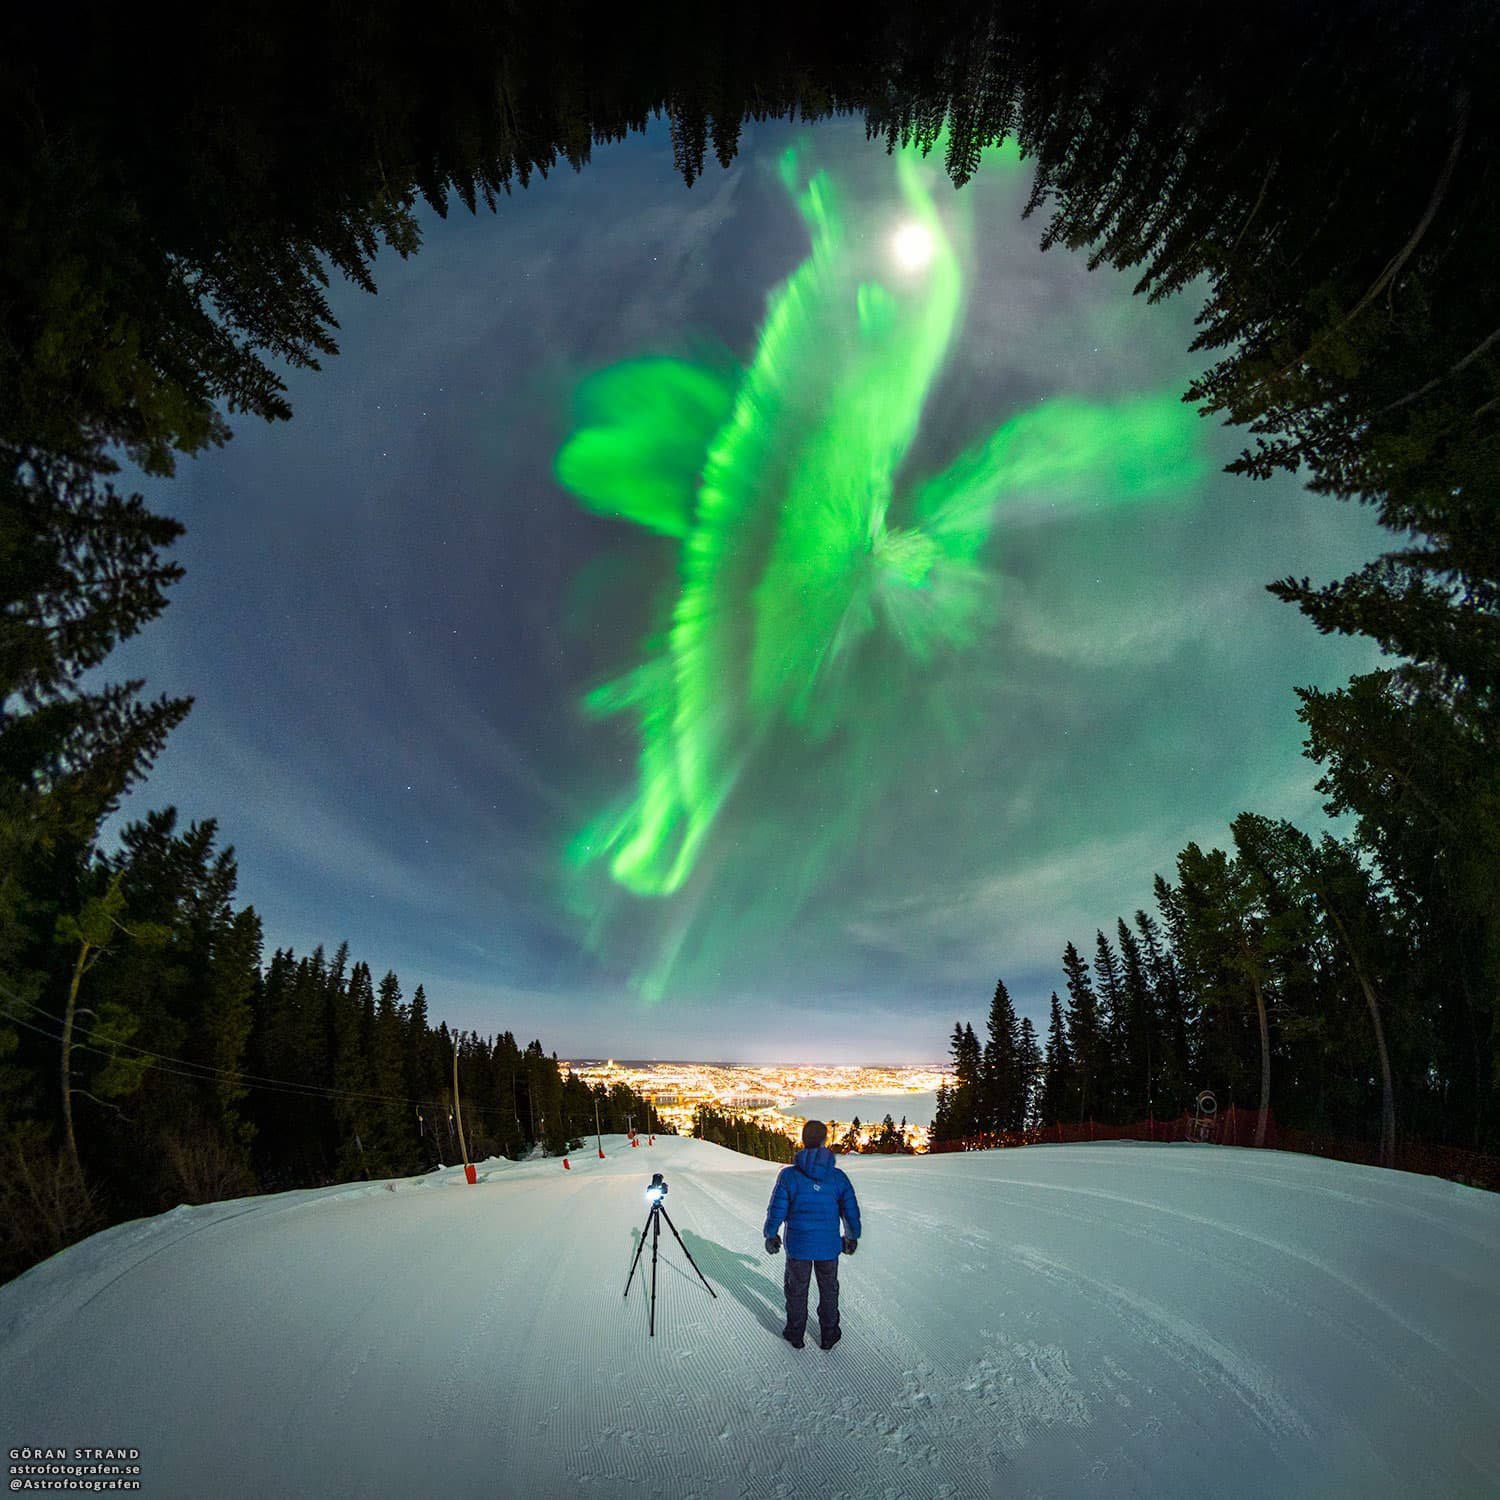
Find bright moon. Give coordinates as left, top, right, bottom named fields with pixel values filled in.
left=892, top=221, right=934, bottom=270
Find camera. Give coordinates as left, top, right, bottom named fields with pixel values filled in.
left=646, top=1172, right=668, bottom=1202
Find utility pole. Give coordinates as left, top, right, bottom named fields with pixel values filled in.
left=419, top=1104, right=445, bottom=1168
left=453, top=1032, right=474, bottom=1183
left=595, top=1093, right=605, bottom=1159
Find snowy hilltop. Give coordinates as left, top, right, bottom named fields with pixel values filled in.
left=1, top=1135, right=1497, bottom=1498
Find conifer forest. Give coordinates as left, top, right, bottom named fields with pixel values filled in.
left=2, top=1, right=1496, bottom=1284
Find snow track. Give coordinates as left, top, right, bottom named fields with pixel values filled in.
left=2, top=1138, right=1497, bottom=1498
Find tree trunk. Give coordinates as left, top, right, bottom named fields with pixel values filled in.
left=1326, top=904, right=1397, bottom=1167
left=1145, top=1023, right=1153, bottom=1118
left=1457, top=968, right=1484, bottom=1152
left=1241, top=934, right=1271, bottom=1148
left=452, top=1039, right=470, bottom=1166
left=59, top=939, right=92, bottom=1181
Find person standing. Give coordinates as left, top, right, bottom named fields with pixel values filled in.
left=763, top=1119, right=861, bottom=1350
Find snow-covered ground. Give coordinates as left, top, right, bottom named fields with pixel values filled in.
left=2, top=1137, right=1497, bottom=1498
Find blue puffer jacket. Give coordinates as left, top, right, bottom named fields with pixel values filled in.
left=763, top=1147, right=862, bottom=1260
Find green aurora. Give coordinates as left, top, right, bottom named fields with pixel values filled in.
left=555, top=140, right=1206, bottom=999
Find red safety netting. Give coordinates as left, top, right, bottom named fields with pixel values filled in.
left=926, top=1107, right=1500, bottom=1192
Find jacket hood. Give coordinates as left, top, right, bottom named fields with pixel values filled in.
left=794, top=1146, right=837, bottom=1182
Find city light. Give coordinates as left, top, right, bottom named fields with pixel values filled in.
left=561, top=1059, right=951, bottom=1152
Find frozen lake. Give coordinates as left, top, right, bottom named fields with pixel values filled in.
left=784, top=1092, right=937, bottom=1128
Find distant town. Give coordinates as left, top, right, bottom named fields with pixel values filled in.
left=561, top=1059, right=953, bottom=1152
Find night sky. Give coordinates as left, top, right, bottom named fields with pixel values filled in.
left=107, top=121, right=1384, bottom=1064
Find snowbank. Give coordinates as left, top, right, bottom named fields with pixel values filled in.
left=1, top=1136, right=1496, bottom=1498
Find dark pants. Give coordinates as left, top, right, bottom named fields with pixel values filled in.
left=783, top=1256, right=839, bottom=1341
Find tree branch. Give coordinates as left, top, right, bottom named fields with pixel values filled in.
left=70, top=1088, right=131, bottom=1120
left=1371, top=322, right=1500, bottom=419
left=1252, top=89, right=1471, bottom=397
left=1228, top=160, right=1278, bottom=259
left=1339, top=88, right=1469, bottom=329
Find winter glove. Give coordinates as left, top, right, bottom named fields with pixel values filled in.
left=765, top=1235, right=781, bottom=1254
left=842, top=1237, right=858, bottom=1255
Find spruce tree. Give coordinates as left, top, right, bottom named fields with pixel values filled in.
left=201, top=904, right=261, bottom=1158
left=1061, top=942, right=1100, bottom=1124
left=945, top=1021, right=983, bottom=1141
left=1041, top=992, right=1072, bottom=1127
left=1303, top=833, right=1401, bottom=1165
left=373, top=971, right=412, bottom=1173
left=930, top=1084, right=952, bottom=1144
left=1016, top=1017, right=1041, bottom=1132
left=1116, top=919, right=1156, bottom=1120
left=1176, top=844, right=1275, bottom=1147
left=1092, top=933, right=1126, bottom=1122
left=333, top=962, right=377, bottom=1178
left=1136, top=907, right=1190, bottom=1118
left=0, top=455, right=190, bottom=986
left=981, top=977, right=1020, bottom=1136
left=961, top=1024, right=983, bottom=1139
left=1299, top=671, right=1497, bottom=1152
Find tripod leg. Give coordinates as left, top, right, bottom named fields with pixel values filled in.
left=658, top=1206, right=718, bottom=1298
left=623, top=1205, right=655, bottom=1300
left=649, top=1205, right=661, bottom=1337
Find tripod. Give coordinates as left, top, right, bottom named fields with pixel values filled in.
left=622, top=1197, right=717, bottom=1337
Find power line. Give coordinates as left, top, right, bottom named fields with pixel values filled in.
left=0, top=988, right=522, bottom=1119
left=0, top=1003, right=454, bottom=1109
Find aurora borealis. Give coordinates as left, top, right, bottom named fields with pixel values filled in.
left=556, top=141, right=1205, bottom=998
left=105, top=121, right=1384, bottom=1060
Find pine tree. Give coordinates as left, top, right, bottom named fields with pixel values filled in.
left=540, top=1050, right=569, bottom=1156
left=1016, top=1017, right=1041, bottom=1132
left=930, top=1083, right=952, bottom=1145
left=960, top=1023, right=982, bottom=1138
left=1061, top=941, right=1100, bottom=1124
left=981, top=977, right=1020, bottom=1136
left=944, top=1024, right=966, bottom=1139
left=494, top=1030, right=525, bottom=1159
left=201, top=905, right=261, bottom=1151
left=1299, top=671, right=1497, bottom=1153
left=1303, top=832, right=1401, bottom=1166
left=1116, top=919, right=1156, bottom=1120
left=333, top=962, right=377, bottom=1178
left=1176, top=844, right=1275, bottom=1147
left=295, top=947, right=333, bottom=1178
left=0, top=455, right=190, bottom=988
left=1092, top=932, right=1126, bottom=1122
left=372, top=971, right=412, bottom=1173
left=1041, top=992, right=1072, bottom=1126
left=944, top=1021, right=983, bottom=1140
left=1136, top=907, right=1190, bottom=1117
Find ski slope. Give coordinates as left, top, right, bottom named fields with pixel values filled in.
left=2, top=1136, right=1496, bottom=1499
